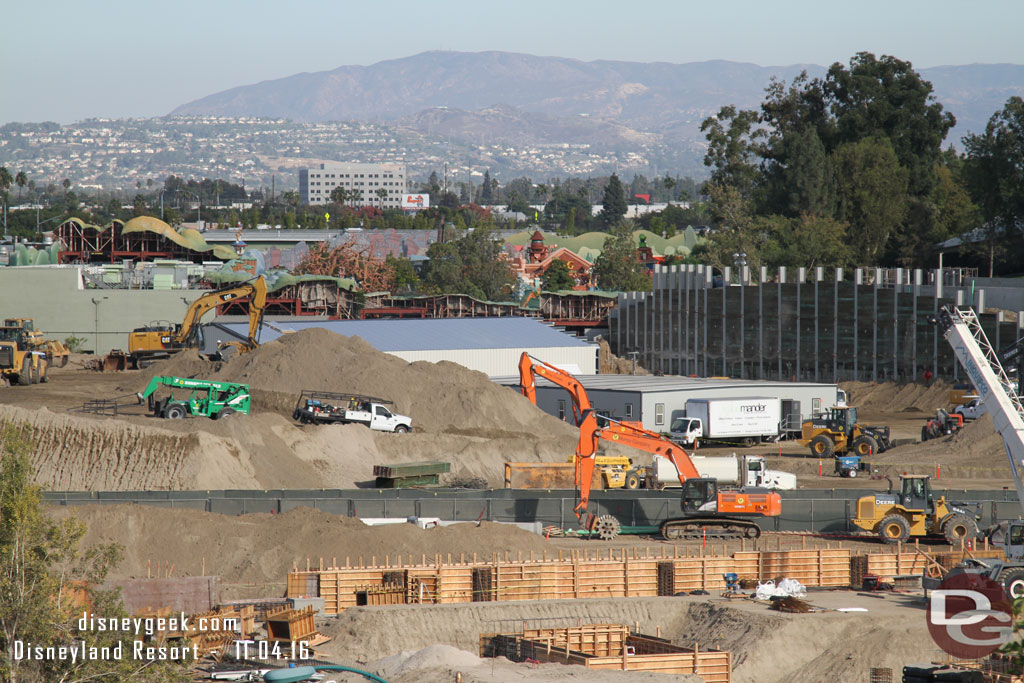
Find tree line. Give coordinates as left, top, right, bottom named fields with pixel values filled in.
left=694, top=52, right=1024, bottom=277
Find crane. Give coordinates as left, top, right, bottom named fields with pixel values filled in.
left=936, top=305, right=1024, bottom=516
left=128, top=275, right=268, bottom=366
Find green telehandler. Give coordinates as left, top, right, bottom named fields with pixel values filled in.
left=137, top=375, right=251, bottom=419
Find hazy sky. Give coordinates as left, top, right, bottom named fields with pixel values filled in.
left=3, top=0, right=1022, bottom=124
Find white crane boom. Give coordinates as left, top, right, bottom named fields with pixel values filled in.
left=938, top=305, right=1024, bottom=516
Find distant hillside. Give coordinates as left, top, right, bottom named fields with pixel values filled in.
left=171, top=51, right=1024, bottom=154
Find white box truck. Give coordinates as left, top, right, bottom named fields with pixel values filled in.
left=652, top=453, right=797, bottom=490
left=670, top=397, right=781, bottom=447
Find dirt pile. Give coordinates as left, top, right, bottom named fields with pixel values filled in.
left=145, top=329, right=577, bottom=438
left=58, top=504, right=551, bottom=597
left=841, top=379, right=953, bottom=413
left=597, top=338, right=649, bottom=375
left=0, top=403, right=264, bottom=490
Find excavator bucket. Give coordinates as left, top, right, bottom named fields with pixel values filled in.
left=101, top=350, right=127, bottom=372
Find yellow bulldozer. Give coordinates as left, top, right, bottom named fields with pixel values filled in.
left=0, top=318, right=70, bottom=368
left=851, top=474, right=981, bottom=544
left=798, top=406, right=891, bottom=457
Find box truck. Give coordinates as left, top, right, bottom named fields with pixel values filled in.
left=652, top=453, right=796, bottom=490
left=669, top=397, right=781, bottom=447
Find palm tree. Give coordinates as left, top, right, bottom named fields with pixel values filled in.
left=15, top=171, right=27, bottom=201
left=663, top=176, right=676, bottom=204
left=375, top=186, right=388, bottom=210
left=62, top=178, right=70, bottom=200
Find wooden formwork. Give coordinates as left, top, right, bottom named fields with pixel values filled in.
left=288, top=545, right=857, bottom=616
left=265, top=605, right=317, bottom=643
left=480, top=624, right=731, bottom=682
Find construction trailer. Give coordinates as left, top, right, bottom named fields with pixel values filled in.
left=495, top=373, right=843, bottom=434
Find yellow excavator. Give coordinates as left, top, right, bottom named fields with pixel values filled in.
left=127, top=276, right=268, bottom=367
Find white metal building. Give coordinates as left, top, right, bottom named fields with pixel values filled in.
left=492, top=374, right=843, bottom=432
left=299, top=162, right=407, bottom=208
left=208, top=318, right=598, bottom=377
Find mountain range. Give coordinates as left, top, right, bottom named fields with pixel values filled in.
left=171, top=50, right=1024, bottom=164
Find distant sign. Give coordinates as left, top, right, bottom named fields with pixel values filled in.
left=402, top=194, right=429, bottom=211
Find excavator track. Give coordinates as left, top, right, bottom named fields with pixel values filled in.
left=659, top=517, right=762, bottom=540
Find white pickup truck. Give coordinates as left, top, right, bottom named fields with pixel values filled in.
left=292, top=391, right=413, bottom=432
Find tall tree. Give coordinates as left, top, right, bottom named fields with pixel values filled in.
left=592, top=220, right=651, bottom=291
left=480, top=170, right=493, bottom=203
left=599, top=173, right=627, bottom=226
left=14, top=171, right=27, bottom=200
left=963, top=96, right=1024, bottom=276
left=421, top=227, right=514, bottom=300
left=700, top=106, right=765, bottom=196
left=831, top=137, right=909, bottom=263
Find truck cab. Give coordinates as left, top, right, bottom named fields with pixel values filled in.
left=669, top=416, right=702, bottom=446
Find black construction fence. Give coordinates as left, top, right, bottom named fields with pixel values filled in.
left=42, top=488, right=1024, bottom=534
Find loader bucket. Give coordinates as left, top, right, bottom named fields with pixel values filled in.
left=102, top=351, right=127, bottom=372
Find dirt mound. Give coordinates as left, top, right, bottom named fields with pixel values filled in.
left=57, top=504, right=551, bottom=597
left=597, top=338, right=649, bottom=375
left=841, top=380, right=953, bottom=413
left=0, top=404, right=263, bottom=490
left=144, top=329, right=577, bottom=438
left=877, top=413, right=1008, bottom=467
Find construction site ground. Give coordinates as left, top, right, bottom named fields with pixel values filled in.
left=0, top=329, right=1012, bottom=681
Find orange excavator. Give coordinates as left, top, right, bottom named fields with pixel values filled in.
left=518, top=352, right=782, bottom=540
left=576, top=411, right=782, bottom=539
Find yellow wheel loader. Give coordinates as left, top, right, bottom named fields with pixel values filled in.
left=0, top=341, right=48, bottom=386
left=851, top=474, right=981, bottom=544
left=799, top=406, right=891, bottom=458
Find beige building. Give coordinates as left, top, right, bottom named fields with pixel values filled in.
left=299, top=162, right=407, bottom=208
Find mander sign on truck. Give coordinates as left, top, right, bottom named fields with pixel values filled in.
left=685, top=398, right=780, bottom=438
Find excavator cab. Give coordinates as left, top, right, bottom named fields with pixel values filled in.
left=681, top=478, right=718, bottom=513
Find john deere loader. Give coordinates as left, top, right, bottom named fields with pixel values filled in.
left=799, top=406, right=891, bottom=458
left=852, top=474, right=981, bottom=544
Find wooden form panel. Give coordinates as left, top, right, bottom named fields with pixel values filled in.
left=288, top=547, right=896, bottom=616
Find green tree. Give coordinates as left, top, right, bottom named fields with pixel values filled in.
left=663, top=175, right=676, bottom=203
left=14, top=171, right=27, bottom=201
left=375, top=186, right=388, bottom=210
left=62, top=178, right=70, bottom=200
left=599, top=173, right=627, bottom=226
left=0, top=167, right=11, bottom=204
left=831, top=137, right=909, bottom=263
left=385, top=255, right=419, bottom=292
left=700, top=106, right=765, bottom=196
left=421, top=227, right=514, bottom=300
left=762, top=213, right=851, bottom=269
left=542, top=259, right=576, bottom=291
left=480, top=170, right=493, bottom=203
left=592, top=220, right=651, bottom=291
left=700, top=182, right=768, bottom=272
left=963, top=96, right=1024, bottom=276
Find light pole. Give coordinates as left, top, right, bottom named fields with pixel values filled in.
left=732, top=252, right=748, bottom=283
left=90, top=296, right=108, bottom=354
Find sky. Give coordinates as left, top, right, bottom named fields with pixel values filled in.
left=3, top=0, right=1023, bottom=125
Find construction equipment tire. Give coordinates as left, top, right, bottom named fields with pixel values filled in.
left=165, top=404, right=187, bottom=420
left=852, top=436, right=877, bottom=457
left=16, top=362, right=32, bottom=386
left=59, top=354, right=69, bottom=368
left=624, top=470, right=641, bottom=490
left=846, top=468, right=857, bottom=479
left=943, top=514, right=978, bottom=544
left=809, top=435, right=834, bottom=458
left=215, top=408, right=236, bottom=420
left=921, top=425, right=930, bottom=442
left=593, top=515, right=621, bottom=541
left=1000, top=568, right=1024, bottom=600
left=878, top=514, right=911, bottom=544
left=742, top=437, right=757, bottom=447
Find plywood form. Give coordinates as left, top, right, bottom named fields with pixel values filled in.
left=287, top=546, right=937, bottom=616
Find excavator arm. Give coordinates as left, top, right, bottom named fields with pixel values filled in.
left=518, top=352, right=592, bottom=425
left=217, top=276, right=268, bottom=355
left=175, top=276, right=267, bottom=348
left=573, top=410, right=700, bottom=521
